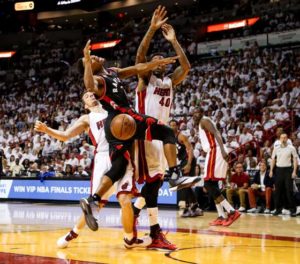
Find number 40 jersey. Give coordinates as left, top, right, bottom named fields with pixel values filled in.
left=136, top=74, right=173, bottom=124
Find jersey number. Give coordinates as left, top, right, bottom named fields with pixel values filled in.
left=159, top=97, right=170, bottom=107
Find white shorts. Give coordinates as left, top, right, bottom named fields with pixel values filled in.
left=204, top=147, right=228, bottom=181
left=91, top=152, right=136, bottom=201
left=135, top=140, right=167, bottom=183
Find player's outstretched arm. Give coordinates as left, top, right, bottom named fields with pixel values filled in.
left=135, top=5, right=168, bottom=64
left=116, top=56, right=178, bottom=79
left=34, top=116, right=89, bottom=142
left=162, top=24, right=191, bottom=86
left=83, top=40, right=105, bottom=97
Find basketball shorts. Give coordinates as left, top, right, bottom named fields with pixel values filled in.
left=203, top=147, right=228, bottom=181
left=91, top=151, right=137, bottom=200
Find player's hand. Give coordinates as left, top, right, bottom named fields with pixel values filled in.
left=83, top=39, right=91, bottom=61
left=183, top=164, right=191, bottom=175
left=150, top=5, right=168, bottom=30
left=269, top=171, right=273, bottom=178
left=292, top=171, right=297, bottom=179
left=162, top=23, right=176, bottom=42
left=221, top=150, right=228, bottom=161
left=157, top=56, right=179, bottom=66
left=34, top=121, right=48, bottom=133
left=251, top=184, right=259, bottom=190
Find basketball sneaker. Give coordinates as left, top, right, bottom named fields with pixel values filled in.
left=222, top=210, right=241, bottom=227
left=191, top=207, right=204, bottom=217
left=147, top=231, right=177, bottom=251
left=80, top=196, right=99, bottom=231
left=209, top=216, right=225, bottom=226
left=181, top=208, right=193, bottom=217
left=57, top=230, right=78, bottom=249
left=169, top=176, right=201, bottom=191
left=124, top=236, right=152, bottom=249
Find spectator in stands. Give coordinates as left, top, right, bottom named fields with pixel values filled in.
left=79, top=151, right=92, bottom=170
left=226, top=162, right=250, bottom=212
left=64, top=164, right=73, bottom=178
left=10, top=158, right=24, bottom=177
left=247, top=160, right=273, bottom=214
left=74, top=165, right=89, bottom=178
left=65, top=152, right=79, bottom=170
left=239, top=127, right=253, bottom=146
left=262, top=112, right=277, bottom=131
left=274, top=106, right=289, bottom=122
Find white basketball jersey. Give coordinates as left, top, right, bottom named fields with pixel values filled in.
left=135, top=74, right=173, bottom=123
left=88, top=111, right=109, bottom=153
left=198, top=117, right=218, bottom=153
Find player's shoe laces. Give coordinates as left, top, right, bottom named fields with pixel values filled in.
left=80, top=195, right=99, bottom=231
left=56, top=230, right=78, bottom=249
left=222, top=210, right=241, bottom=227
left=209, top=216, right=226, bottom=226
left=124, top=236, right=152, bottom=249
left=147, top=231, right=177, bottom=251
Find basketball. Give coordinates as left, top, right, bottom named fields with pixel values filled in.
left=110, top=114, right=137, bottom=140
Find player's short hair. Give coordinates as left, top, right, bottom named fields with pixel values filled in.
left=149, top=53, right=165, bottom=61
left=76, top=58, right=84, bottom=74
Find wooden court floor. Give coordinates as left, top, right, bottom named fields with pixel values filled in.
left=0, top=202, right=300, bottom=264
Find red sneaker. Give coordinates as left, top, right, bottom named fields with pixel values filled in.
left=147, top=231, right=177, bottom=251
left=209, top=217, right=226, bottom=226
left=222, top=210, right=241, bottom=227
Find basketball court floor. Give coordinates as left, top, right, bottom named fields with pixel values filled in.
left=0, top=202, right=299, bottom=264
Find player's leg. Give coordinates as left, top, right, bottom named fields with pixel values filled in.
left=135, top=180, right=177, bottom=251
left=80, top=153, right=129, bottom=231
left=57, top=187, right=114, bottom=248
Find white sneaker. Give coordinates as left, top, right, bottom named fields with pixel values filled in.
left=124, top=235, right=152, bottom=249
left=56, top=230, right=78, bottom=249
left=296, top=206, right=300, bottom=216
left=264, top=208, right=271, bottom=214
left=271, top=209, right=276, bottom=214
left=247, top=208, right=258, bottom=213
left=282, top=209, right=291, bottom=215
left=238, top=207, right=246, bottom=212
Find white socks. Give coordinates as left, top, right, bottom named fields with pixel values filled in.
left=134, top=197, right=146, bottom=210
left=147, top=207, right=158, bottom=226
left=216, top=204, right=226, bottom=218
left=73, top=226, right=80, bottom=235
left=220, top=199, right=234, bottom=213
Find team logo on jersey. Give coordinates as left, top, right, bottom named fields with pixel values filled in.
left=121, top=182, right=129, bottom=190
left=153, top=87, right=171, bottom=96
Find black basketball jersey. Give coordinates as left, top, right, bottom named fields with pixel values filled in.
left=176, top=132, right=188, bottom=167
left=98, top=69, right=131, bottom=112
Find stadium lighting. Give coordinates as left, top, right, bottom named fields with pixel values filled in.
left=90, top=40, right=121, bottom=50
left=14, top=1, right=35, bottom=11
left=0, top=51, right=16, bottom=58
left=207, top=17, right=259, bottom=33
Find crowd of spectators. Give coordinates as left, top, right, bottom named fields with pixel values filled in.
left=0, top=1, right=300, bottom=182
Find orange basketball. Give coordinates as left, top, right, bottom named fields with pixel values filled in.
left=110, top=114, right=137, bottom=140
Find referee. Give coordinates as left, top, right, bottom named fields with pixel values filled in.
left=270, top=133, right=299, bottom=217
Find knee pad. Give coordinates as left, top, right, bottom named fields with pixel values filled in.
left=106, top=155, right=128, bottom=183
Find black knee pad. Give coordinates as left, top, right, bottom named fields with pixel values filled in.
left=106, top=155, right=128, bottom=184
left=204, top=181, right=221, bottom=200
left=141, top=180, right=162, bottom=208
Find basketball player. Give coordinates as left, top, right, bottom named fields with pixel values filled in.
left=169, top=120, right=203, bottom=217
left=79, top=38, right=199, bottom=231
left=34, top=92, right=151, bottom=248
left=132, top=6, right=199, bottom=251
left=194, top=109, right=241, bottom=226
